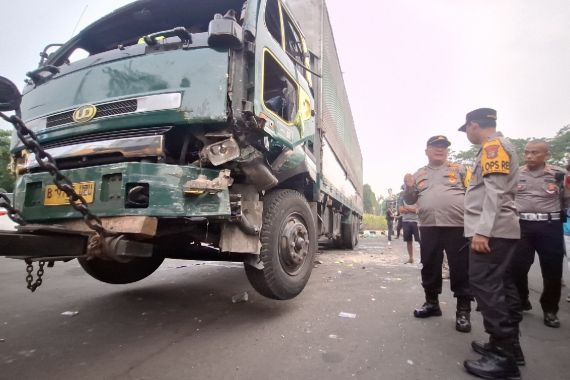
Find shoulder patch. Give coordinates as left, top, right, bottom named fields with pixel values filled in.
left=481, top=139, right=510, bottom=176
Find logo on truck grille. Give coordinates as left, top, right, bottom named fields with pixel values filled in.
left=72, top=105, right=97, bottom=123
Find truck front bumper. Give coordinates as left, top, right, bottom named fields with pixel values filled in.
left=13, top=162, right=232, bottom=222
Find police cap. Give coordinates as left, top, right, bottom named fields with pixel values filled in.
left=426, top=135, right=451, bottom=147
left=458, top=108, right=497, bottom=131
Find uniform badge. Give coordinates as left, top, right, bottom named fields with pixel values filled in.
left=484, top=145, right=499, bottom=159
left=447, top=171, right=457, bottom=184
left=481, top=139, right=510, bottom=176
left=545, top=183, right=558, bottom=194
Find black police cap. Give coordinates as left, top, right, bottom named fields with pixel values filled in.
left=458, top=108, right=497, bottom=131
left=426, top=135, right=451, bottom=147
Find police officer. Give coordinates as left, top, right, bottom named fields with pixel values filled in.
left=403, top=135, right=472, bottom=333
left=459, top=108, right=523, bottom=380
left=513, top=140, right=569, bottom=328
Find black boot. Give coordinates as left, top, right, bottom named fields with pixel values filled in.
left=521, top=298, right=532, bottom=311
left=413, top=294, right=442, bottom=318
left=471, top=339, right=525, bottom=366
left=544, top=312, right=560, bottom=328
left=465, top=339, right=521, bottom=379
left=456, top=297, right=472, bottom=333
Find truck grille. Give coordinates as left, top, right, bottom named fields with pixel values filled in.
left=46, top=99, right=138, bottom=128
left=40, top=126, right=172, bottom=150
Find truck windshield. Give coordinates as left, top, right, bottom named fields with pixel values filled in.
left=49, top=0, right=247, bottom=66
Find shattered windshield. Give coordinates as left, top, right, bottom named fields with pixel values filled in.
left=49, top=0, right=247, bottom=66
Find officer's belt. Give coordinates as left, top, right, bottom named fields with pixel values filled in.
left=519, top=212, right=561, bottom=221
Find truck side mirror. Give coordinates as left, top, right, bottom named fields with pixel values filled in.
left=0, top=76, right=22, bottom=112
left=208, top=10, right=243, bottom=49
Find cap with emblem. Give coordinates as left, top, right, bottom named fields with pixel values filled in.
left=426, top=135, right=451, bottom=147
left=458, top=108, right=497, bottom=131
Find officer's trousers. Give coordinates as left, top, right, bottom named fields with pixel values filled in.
left=470, top=238, right=522, bottom=340
left=513, top=220, right=565, bottom=313
left=387, top=221, right=394, bottom=241
left=419, top=227, right=470, bottom=298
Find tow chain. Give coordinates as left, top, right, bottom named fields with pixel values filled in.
left=25, top=259, right=45, bottom=292
left=0, top=111, right=112, bottom=291
left=0, top=191, right=26, bottom=225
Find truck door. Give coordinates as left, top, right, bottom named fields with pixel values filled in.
left=255, top=0, right=315, bottom=149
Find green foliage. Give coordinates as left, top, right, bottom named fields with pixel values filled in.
left=450, top=125, right=569, bottom=168
left=362, top=213, right=387, bottom=230
left=363, top=183, right=380, bottom=215
left=549, top=125, right=570, bottom=166
left=0, top=130, right=14, bottom=192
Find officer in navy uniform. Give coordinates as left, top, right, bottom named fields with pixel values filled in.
left=459, top=108, right=523, bottom=380
left=512, top=140, right=569, bottom=328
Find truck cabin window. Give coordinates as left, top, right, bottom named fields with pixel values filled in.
left=263, top=52, right=297, bottom=122
left=265, top=0, right=281, bottom=43
left=48, top=0, right=247, bottom=66
left=282, top=11, right=305, bottom=69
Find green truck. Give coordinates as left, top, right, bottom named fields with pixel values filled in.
left=0, top=0, right=362, bottom=300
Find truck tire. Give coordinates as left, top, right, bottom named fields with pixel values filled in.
left=341, top=215, right=359, bottom=249
left=244, top=189, right=317, bottom=300
left=78, top=256, right=164, bottom=285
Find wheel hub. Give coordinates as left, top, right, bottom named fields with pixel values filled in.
left=280, top=216, right=310, bottom=275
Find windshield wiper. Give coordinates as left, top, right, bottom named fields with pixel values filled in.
left=143, top=27, right=192, bottom=46
left=25, top=65, right=60, bottom=86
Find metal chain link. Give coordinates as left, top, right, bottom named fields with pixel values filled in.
left=0, top=192, right=27, bottom=225
left=25, top=259, right=45, bottom=292
left=0, top=111, right=109, bottom=236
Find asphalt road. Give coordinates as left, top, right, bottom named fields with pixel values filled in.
left=0, top=237, right=568, bottom=380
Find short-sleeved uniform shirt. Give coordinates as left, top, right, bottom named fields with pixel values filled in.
left=464, top=132, right=520, bottom=239
left=516, top=164, right=567, bottom=213
left=405, top=162, right=470, bottom=227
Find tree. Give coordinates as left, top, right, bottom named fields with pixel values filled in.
left=0, top=130, right=14, bottom=192
left=363, top=184, right=380, bottom=215
left=549, top=125, right=570, bottom=166
left=449, top=125, right=569, bottom=168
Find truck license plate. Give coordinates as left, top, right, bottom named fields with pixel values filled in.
left=44, top=182, right=96, bottom=206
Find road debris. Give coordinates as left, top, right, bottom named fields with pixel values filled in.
left=338, top=312, right=357, bottom=319
left=232, top=291, right=249, bottom=303
left=61, top=311, right=79, bottom=317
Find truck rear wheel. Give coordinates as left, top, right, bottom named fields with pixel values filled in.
left=341, top=215, right=359, bottom=249
left=78, top=256, right=164, bottom=285
left=245, top=189, right=316, bottom=300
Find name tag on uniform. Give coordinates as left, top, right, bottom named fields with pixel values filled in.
left=481, top=139, right=510, bottom=176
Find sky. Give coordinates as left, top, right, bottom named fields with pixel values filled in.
left=1, top=0, right=569, bottom=199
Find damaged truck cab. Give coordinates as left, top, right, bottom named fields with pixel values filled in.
left=0, top=0, right=363, bottom=300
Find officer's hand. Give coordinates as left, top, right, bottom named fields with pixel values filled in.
left=471, top=234, right=491, bottom=253
left=404, top=174, right=414, bottom=188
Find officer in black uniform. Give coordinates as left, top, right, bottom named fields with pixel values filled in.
left=459, top=108, right=523, bottom=380
left=512, top=140, right=569, bottom=328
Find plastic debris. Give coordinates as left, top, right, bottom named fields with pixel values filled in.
left=338, top=312, right=357, bottom=319
left=232, top=291, right=249, bottom=303
left=407, top=360, right=414, bottom=365
left=314, top=260, right=323, bottom=264
left=61, top=311, right=79, bottom=317
left=0, top=338, right=5, bottom=343
left=328, top=334, right=339, bottom=339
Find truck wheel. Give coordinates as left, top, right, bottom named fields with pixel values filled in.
left=78, top=256, right=164, bottom=284
left=341, top=215, right=359, bottom=249
left=245, top=189, right=316, bottom=300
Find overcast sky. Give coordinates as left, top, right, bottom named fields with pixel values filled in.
left=1, top=0, right=569, bottom=198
